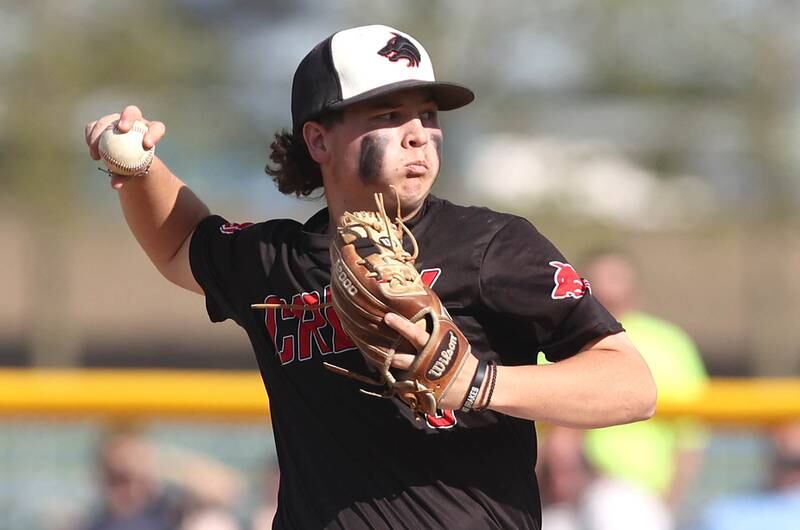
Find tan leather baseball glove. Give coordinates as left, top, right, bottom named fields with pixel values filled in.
left=324, top=191, right=476, bottom=417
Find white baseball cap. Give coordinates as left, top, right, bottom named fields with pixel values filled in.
left=291, top=24, right=475, bottom=135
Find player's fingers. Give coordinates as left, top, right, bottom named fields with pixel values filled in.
left=87, top=113, right=121, bottom=160
left=391, top=353, right=415, bottom=371
left=384, top=313, right=429, bottom=350
left=143, top=121, right=166, bottom=150
left=84, top=121, right=97, bottom=145
left=117, top=105, right=144, bottom=131
left=109, top=174, right=130, bottom=190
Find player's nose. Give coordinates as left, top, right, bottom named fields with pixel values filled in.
left=402, top=117, right=429, bottom=149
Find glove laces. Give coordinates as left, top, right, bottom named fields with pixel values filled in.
left=251, top=186, right=417, bottom=311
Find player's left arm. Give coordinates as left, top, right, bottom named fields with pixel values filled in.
left=385, top=315, right=656, bottom=428
left=486, top=331, right=656, bottom=428
left=383, top=217, right=656, bottom=426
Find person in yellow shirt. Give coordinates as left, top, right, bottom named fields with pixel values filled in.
left=581, top=249, right=709, bottom=512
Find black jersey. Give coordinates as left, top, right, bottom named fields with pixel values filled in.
left=189, top=195, right=622, bottom=530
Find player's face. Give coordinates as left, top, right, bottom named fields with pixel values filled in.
left=323, top=89, right=442, bottom=216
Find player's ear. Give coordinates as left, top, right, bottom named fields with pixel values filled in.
left=303, top=121, right=330, bottom=164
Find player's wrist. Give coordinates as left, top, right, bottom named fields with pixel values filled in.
left=473, top=361, right=497, bottom=412
left=112, top=157, right=169, bottom=187
left=459, top=357, right=489, bottom=412
left=454, top=357, right=498, bottom=413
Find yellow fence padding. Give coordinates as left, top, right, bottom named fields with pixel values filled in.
left=0, top=369, right=268, bottom=421
left=0, top=370, right=797, bottom=424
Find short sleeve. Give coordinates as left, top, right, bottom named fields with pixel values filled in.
left=479, top=217, right=623, bottom=361
left=189, top=215, right=272, bottom=325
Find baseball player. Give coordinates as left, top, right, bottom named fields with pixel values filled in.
left=84, top=25, right=656, bottom=530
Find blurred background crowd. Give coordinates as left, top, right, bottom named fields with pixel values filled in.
left=1, top=0, right=799, bottom=529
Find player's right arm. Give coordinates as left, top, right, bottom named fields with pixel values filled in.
left=85, top=105, right=209, bottom=295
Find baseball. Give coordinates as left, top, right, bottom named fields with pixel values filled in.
left=98, top=120, right=154, bottom=176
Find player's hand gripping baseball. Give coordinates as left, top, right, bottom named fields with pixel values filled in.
left=84, top=105, right=166, bottom=189
left=383, top=312, right=481, bottom=411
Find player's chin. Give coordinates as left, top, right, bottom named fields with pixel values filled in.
left=396, top=173, right=434, bottom=202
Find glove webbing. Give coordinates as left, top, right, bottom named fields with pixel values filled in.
left=251, top=187, right=414, bottom=313
left=251, top=188, right=418, bottom=400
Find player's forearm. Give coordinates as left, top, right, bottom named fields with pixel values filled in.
left=488, top=336, right=657, bottom=427
left=117, top=156, right=210, bottom=272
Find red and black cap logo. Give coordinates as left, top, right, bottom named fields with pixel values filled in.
left=378, top=33, right=422, bottom=67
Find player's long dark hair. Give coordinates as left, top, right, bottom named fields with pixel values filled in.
left=265, top=111, right=342, bottom=197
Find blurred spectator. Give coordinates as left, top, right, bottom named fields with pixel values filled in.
left=180, top=509, right=242, bottom=530
left=538, top=425, right=672, bottom=530
left=580, top=249, right=709, bottom=512
left=77, top=425, right=183, bottom=530
left=695, top=422, right=800, bottom=530
left=76, top=424, right=244, bottom=530
left=156, top=442, right=245, bottom=511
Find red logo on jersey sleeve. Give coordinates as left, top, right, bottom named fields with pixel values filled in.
left=549, top=261, right=591, bottom=300
left=219, top=222, right=253, bottom=235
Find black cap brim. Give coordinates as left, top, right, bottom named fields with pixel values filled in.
left=326, top=79, right=474, bottom=113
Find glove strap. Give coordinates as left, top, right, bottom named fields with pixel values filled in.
left=460, top=358, right=489, bottom=413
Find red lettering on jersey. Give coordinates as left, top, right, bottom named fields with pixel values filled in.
left=549, top=261, right=590, bottom=300
left=420, top=268, right=442, bottom=288
left=425, top=408, right=457, bottom=429
left=261, top=269, right=445, bottom=366
left=323, top=286, right=356, bottom=353
left=263, top=295, right=296, bottom=364
left=294, top=291, right=331, bottom=360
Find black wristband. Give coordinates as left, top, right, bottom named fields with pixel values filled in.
left=477, top=361, right=497, bottom=411
left=460, top=358, right=489, bottom=412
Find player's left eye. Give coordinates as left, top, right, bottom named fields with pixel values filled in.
left=420, top=110, right=437, bottom=121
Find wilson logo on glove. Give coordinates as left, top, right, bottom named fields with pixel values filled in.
left=427, top=331, right=458, bottom=379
